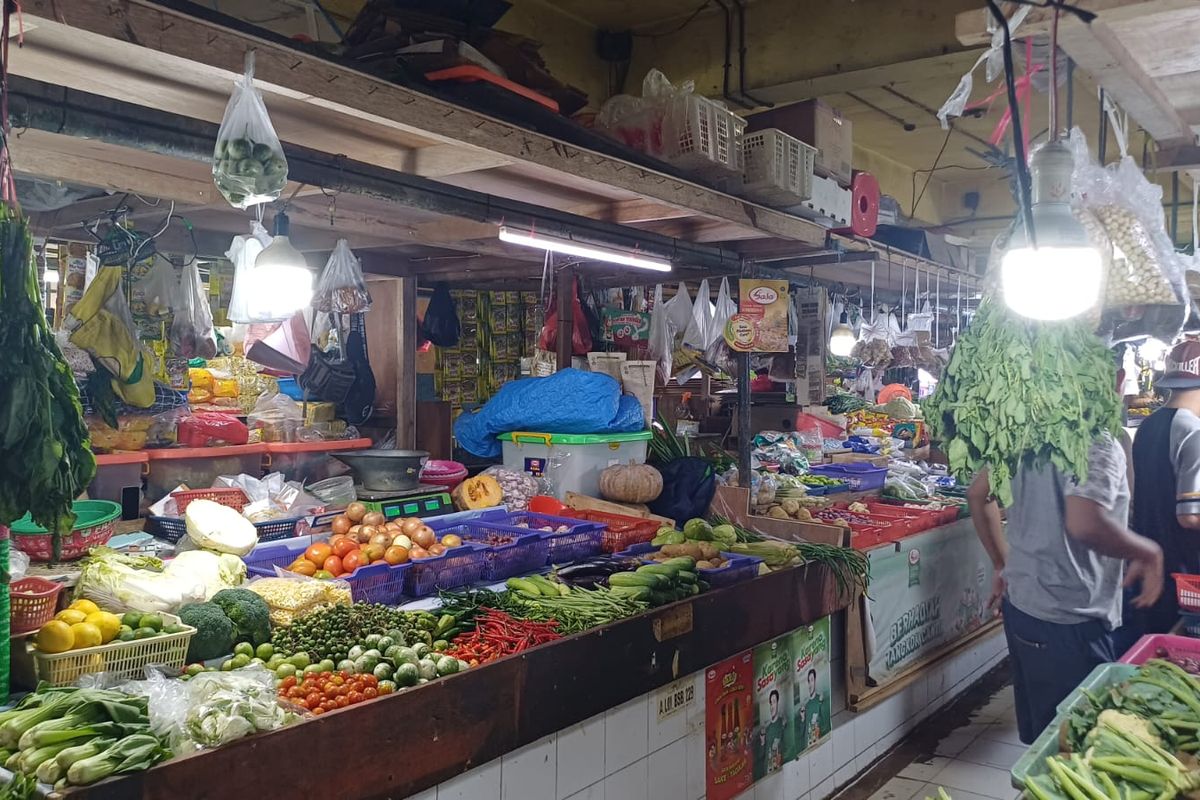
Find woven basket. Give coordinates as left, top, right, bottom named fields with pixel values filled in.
left=10, top=500, right=120, bottom=562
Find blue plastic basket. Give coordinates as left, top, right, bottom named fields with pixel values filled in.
left=436, top=521, right=550, bottom=581
left=612, top=543, right=763, bottom=589
left=403, top=543, right=489, bottom=597
left=244, top=538, right=411, bottom=605
left=148, top=515, right=304, bottom=544
left=802, top=483, right=850, bottom=496
left=809, top=463, right=888, bottom=492
left=490, top=512, right=604, bottom=565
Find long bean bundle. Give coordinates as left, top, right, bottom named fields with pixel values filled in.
left=0, top=205, right=94, bottom=549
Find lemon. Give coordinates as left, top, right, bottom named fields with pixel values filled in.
left=69, top=599, right=100, bottom=615
left=86, top=612, right=121, bottom=644
left=36, top=621, right=74, bottom=654
left=54, top=609, right=88, bottom=625
left=68, top=622, right=103, bottom=650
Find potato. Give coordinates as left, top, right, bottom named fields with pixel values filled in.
left=661, top=544, right=683, bottom=557
left=767, top=507, right=789, bottom=520
left=696, top=560, right=714, bottom=570
left=699, top=543, right=719, bottom=561
left=682, top=542, right=704, bottom=560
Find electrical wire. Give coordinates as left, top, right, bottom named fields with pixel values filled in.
left=985, top=0, right=1037, bottom=248
left=912, top=126, right=954, bottom=218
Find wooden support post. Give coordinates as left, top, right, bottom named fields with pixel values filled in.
left=396, top=277, right=418, bottom=449
left=556, top=266, right=574, bottom=370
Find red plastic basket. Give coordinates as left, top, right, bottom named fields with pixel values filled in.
left=10, top=577, right=64, bottom=634
left=170, top=488, right=248, bottom=515
left=1175, top=573, right=1200, bottom=614
left=1119, top=633, right=1200, bottom=665
left=561, top=509, right=661, bottom=553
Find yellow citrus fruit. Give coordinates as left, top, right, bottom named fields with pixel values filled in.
left=69, top=599, right=100, bottom=615
left=68, top=622, right=102, bottom=650
left=54, top=609, right=88, bottom=625
left=36, top=621, right=74, bottom=654
left=85, top=612, right=121, bottom=644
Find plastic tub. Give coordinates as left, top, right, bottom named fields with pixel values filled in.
left=11, top=500, right=120, bottom=562
left=1119, top=633, right=1200, bottom=666
left=144, top=444, right=267, bottom=503
left=434, top=521, right=550, bottom=581
left=491, top=512, right=604, bottom=564
left=244, top=538, right=410, bottom=605
left=403, top=544, right=489, bottom=597
left=87, top=452, right=148, bottom=520
left=148, top=514, right=304, bottom=545
left=421, top=460, right=468, bottom=492
left=498, top=431, right=653, bottom=499
left=809, top=463, right=888, bottom=492
left=615, top=543, right=764, bottom=588
left=561, top=509, right=661, bottom=553
left=264, top=438, right=372, bottom=485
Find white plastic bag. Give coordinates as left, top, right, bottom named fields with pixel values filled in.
left=648, top=284, right=672, bottom=383
left=171, top=261, right=217, bottom=359
left=226, top=221, right=273, bottom=324
left=314, top=239, right=371, bottom=314
left=683, top=278, right=713, bottom=351
left=213, top=52, right=288, bottom=209
left=704, top=277, right=737, bottom=372
left=139, top=257, right=180, bottom=318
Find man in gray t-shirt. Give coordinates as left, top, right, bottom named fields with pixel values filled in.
left=967, top=434, right=1162, bottom=744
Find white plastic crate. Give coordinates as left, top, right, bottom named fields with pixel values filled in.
left=660, top=94, right=745, bottom=175
left=742, top=128, right=817, bottom=206
left=34, top=612, right=195, bottom=686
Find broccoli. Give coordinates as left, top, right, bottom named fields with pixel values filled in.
left=178, top=602, right=236, bottom=662
left=210, top=588, right=272, bottom=646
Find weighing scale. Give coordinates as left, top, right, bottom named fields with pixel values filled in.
left=356, top=484, right=454, bottom=520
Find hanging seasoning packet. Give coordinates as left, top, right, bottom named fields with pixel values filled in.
left=213, top=51, right=288, bottom=208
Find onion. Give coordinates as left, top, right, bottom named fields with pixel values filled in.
left=409, top=547, right=430, bottom=559
left=428, top=543, right=446, bottom=556
left=346, top=502, right=367, bottom=523
left=412, top=526, right=436, bottom=549
left=331, top=515, right=352, bottom=536
left=358, top=524, right=378, bottom=544
left=400, top=517, right=423, bottom=535
left=362, top=511, right=386, bottom=528
left=392, top=534, right=413, bottom=550
left=369, top=531, right=392, bottom=548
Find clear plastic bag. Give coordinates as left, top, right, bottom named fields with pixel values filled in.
left=704, top=277, right=737, bottom=374
left=648, top=284, right=672, bottom=382
left=213, top=52, right=288, bottom=209
left=682, top=278, right=713, bottom=352
left=139, top=257, right=180, bottom=318
left=314, top=239, right=371, bottom=314
left=226, top=221, right=273, bottom=324
left=170, top=261, right=218, bottom=359
left=850, top=312, right=893, bottom=367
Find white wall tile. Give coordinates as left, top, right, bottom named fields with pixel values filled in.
left=812, top=776, right=836, bottom=800
left=647, top=739, right=688, bottom=800
left=606, top=695, right=650, bottom=774
left=756, top=770, right=787, bottom=800
left=557, top=714, right=606, bottom=800
left=684, top=726, right=707, bottom=800
left=561, top=783, right=603, bottom=800
left=409, top=790, right=436, bottom=800
left=501, top=735, right=555, bottom=800
left=830, top=658, right=847, bottom=717
left=604, top=757, right=648, bottom=800
left=784, top=755, right=810, bottom=800
left=831, top=714, right=855, bottom=770
left=650, top=674, right=699, bottom=751
left=834, top=761, right=858, bottom=789
left=437, top=759, right=500, bottom=800
left=807, top=740, right=834, bottom=787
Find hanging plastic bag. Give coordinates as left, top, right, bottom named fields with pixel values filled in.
left=663, top=283, right=696, bottom=382
left=648, top=284, right=672, bottom=382
left=213, top=51, right=288, bottom=209
left=314, top=239, right=371, bottom=314
left=851, top=312, right=893, bottom=368
left=171, top=261, right=218, bottom=360
left=703, top=277, right=737, bottom=374
left=226, top=221, right=273, bottom=324
left=67, top=266, right=156, bottom=407
left=682, top=278, right=713, bottom=352
left=537, top=278, right=593, bottom=356
left=421, top=284, right=460, bottom=347
left=139, top=257, right=180, bottom=319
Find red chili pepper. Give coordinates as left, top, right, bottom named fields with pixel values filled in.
left=447, top=609, right=562, bottom=664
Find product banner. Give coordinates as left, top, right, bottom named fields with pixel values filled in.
left=864, top=520, right=994, bottom=685
left=705, top=651, right=755, bottom=800
left=725, top=279, right=789, bottom=353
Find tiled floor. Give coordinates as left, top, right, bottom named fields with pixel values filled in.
left=863, top=684, right=1021, bottom=800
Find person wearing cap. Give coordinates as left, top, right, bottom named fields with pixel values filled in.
left=967, top=431, right=1163, bottom=744
left=1126, top=340, right=1200, bottom=636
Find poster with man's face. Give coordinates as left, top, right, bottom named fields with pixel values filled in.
left=789, top=617, right=832, bottom=752
left=751, top=636, right=795, bottom=780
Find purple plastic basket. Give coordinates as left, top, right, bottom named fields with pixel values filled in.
left=436, top=521, right=550, bottom=581
left=809, top=463, right=887, bottom=492
left=490, top=512, right=604, bottom=564
left=403, top=543, right=489, bottom=597
left=614, top=543, right=763, bottom=589
left=148, top=515, right=304, bottom=544
left=243, top=538, right=410, bottom=604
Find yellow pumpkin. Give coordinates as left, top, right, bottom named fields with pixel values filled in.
left=598, top=463, right=663, bottom=504
left=451, top=474, right=503, bottom=510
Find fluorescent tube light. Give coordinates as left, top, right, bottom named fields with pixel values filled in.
left=499, top=226, right=672, bottom=272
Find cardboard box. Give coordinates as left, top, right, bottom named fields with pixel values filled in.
left=710, top=485, right=849, bottom=547
left=747, top=100, right=853, bottom=186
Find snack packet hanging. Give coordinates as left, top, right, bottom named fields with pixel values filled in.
left=314, top=239, right=372, bottom=314
left=213, top=51, right=288, bottom=209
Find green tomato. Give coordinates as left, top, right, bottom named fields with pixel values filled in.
left=231, top=653, right=252, bottom=669
left=318, top=659, right=335, bottom=673
left=289, top=652, right=311, bottom=669
left=220, top=659, right=235, bottom=672
left=255, top=643, right=274, bottom=661
left=303, top=664, right=322, bottom=676
left=234, top=642, right=254, bottom=658
left=275, top=663, right=297, bottom=679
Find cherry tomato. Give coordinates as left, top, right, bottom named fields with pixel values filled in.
left=364, top=687, right=378, bottom=699
left=361, top=675, right=378, bottom=687
left=280, top=676, right=297, bottom=690
left=322, top=700, right=336, bottom=712
left=339, top=671, right=352, bottom=680
left=348, top=691, right=364, bottom=705
left=324, top=685, right=339, bottom=699
left=331, top=675, right=344, bottom=686
left=336, top=696, right=350, bottom=708
left=312, top=706, right=326, bottom=716
left=306, top=692, right=323, bottom=707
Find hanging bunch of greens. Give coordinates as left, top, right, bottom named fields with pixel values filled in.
left=0, top=202, right=95, bottom=544
left=925, top=300, right=1120, bottom=506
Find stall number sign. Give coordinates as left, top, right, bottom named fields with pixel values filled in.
left=656, top=678, right=696, bottom=722
left=524, top=457, right=546, bottom=478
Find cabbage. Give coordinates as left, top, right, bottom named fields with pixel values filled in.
left=75, top=548, right=206, bottom=613
left=163, top=551, right=247, bottom=600
left=185, top=500, right=257, bottom=556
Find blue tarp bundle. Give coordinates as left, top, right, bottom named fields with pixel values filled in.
left=454, top=368, right=646, bottom=457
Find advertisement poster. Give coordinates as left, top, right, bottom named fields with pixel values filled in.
left=725, top=279, right=789, bottom=352
left=705, top=651, right=755, bottom=800
left=865, top=521, right=994, bottom=685
left=789, top=617, right=832, bottom=752
left=602, top=307, right=650, bottom=344
left=751, top=636, right=795, bottom=780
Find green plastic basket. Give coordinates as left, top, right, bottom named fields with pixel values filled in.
left=9, top=500, right=120, bottom=562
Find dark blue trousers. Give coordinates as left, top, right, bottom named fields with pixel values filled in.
left=1002, top=598, right=1115, bottom=744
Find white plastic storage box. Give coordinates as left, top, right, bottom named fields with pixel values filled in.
left=263, top=438, right=372, bottom=485
left=742, top=128, right=817, bottom=206
left=88, top=452, right=148, bottom=520
left=144, top=444, right=267, bottom=504
left=498, top=431, right=652, bottom=500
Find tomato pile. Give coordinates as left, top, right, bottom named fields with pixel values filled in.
left=277, top=670, right=392, bottom=716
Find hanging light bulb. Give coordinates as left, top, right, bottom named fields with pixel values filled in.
left=829, top=311, right=856, bottom=357
left=1001, top=140, right=1101, bottom=320
left=250, top=210, right=313, bottom=320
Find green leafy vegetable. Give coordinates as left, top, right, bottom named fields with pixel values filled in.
left=925, top=301, right=1121, bottom=506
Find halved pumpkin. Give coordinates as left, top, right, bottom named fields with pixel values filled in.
left=451, top=474, right=503, bottom=510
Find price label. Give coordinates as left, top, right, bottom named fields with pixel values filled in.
left=656, top=678, right=696, bottom=722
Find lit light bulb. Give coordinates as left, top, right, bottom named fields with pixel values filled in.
left=829, top=312, right=856, bottom=357
left=250, top=211, right=313, bottom=320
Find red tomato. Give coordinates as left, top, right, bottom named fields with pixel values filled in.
left=336, top=696, right=350, bottom=708
left=348, top=691, right=364, bottom=705
left=332, top=537, right=358, bottom=559
left=364, top=687, right=378, bottom=699
left=312, top=706, right=326, bottom=715
left=280, top=676, right=296, bottom=690
left=361, top=674, right=378, bottom=687
left=305, top=543, right=332, bottom=566
left=322, top=554, right=344, bottom=576
left=330, top=675, right=344, bottom=686
left=305, top=693, right=322, bottom=708
left=342, top=550, right=366, bottom=574
left=324, top=685, right=339, bottom=699
left=322, top=700, right=336, bottom=712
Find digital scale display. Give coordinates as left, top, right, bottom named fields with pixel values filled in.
left=355, top=485, right=454, bottom=519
